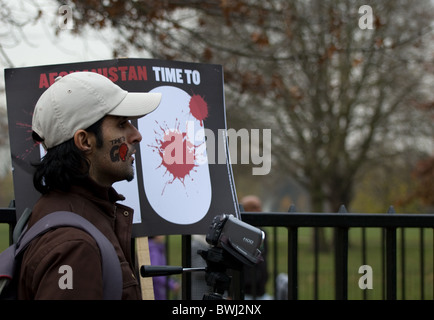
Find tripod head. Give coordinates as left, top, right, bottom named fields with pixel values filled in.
left=197, top=246, right=245, bottom=299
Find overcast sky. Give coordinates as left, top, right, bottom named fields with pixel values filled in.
left=1, top=2, right=112, bottom=72
left=0, top=1, right=123, bottom=176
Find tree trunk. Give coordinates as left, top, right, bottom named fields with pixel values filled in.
left=310, top=185, right=331, bottom=252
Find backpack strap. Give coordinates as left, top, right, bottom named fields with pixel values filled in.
left=15, top=211, right=122, bottom=300
left=13, top=208, right=32, bottom=244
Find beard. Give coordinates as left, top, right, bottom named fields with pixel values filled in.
left=125, top=162, right=135, bottom=182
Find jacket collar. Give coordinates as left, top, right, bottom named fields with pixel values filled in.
left=71, top=177, right=126, bottom=204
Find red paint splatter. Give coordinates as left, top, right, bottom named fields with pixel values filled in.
left=149, top=120, right=203, bottom=195
left=189, top=94, right=208, bottom=127
left=119, top=143, right=128, bottom=161
left=16, top=112, right=40, bottom=160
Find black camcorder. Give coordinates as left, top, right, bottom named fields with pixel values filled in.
left=140, top=213, right=265, bottom=299
left=206, top=214, right=265, bottom=266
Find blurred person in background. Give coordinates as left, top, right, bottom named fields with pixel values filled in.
left=240, top=195, right=272, bottom=300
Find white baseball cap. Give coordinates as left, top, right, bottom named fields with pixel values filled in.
left=32, top=71, right=162, bottom=149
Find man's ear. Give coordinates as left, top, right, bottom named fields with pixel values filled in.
left=73, top=129, right=94, bottom=153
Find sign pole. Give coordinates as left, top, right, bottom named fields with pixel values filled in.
left=136, top=237, right=154, bottom=300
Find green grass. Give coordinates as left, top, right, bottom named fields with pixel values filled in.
left=1, top=224, right=432, bottom=300
left=0, top=224, right=9, bottom=252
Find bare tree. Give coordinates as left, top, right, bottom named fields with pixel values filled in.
left=0, top=0, right=45, bottom=177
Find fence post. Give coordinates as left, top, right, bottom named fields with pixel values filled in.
left=287, top=204, right=298, bottom=300
left=182, top=235, right=192, bottom=300
left=335, top=205, right=349, bottom=300
left=361, top=226, right=367, bottom=300
left=419, top=228, right=425, bottom=300
left=385, top=206, right=397, bottom=300
left=400, top=227, right=406, bottom=300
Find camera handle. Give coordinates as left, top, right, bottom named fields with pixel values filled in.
left=140, top=265, right=206, bottom=277
left=140, top=247, right=244, bottom=300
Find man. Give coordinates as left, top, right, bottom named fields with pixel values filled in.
left=240, top=195, right=271, bottom=300
left=18, top=71, right=161, bottom=299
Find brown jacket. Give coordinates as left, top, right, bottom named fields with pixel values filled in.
left=18, top=178, right=142, bottom=300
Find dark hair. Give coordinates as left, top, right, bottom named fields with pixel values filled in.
left=32, top=117, right=105, bottom=194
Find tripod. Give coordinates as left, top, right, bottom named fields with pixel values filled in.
left=198, top=246, right=244, bottom=300
left=140, top=246, right=245, bottom=300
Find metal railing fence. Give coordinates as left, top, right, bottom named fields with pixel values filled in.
left=1, top=206, right=433, bottom=300
left=238, top=206, right=434, bottom=300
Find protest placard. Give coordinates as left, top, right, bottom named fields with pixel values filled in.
left=5, top=58, right=239, bottom=237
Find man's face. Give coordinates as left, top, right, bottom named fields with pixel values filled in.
left=88, top=115, right=142, bottom=187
